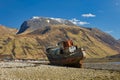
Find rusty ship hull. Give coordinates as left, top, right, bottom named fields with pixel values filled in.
left=46, top=48, right=85, bottom=67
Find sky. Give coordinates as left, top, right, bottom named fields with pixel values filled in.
left=0, top=0, right=120, bottom=39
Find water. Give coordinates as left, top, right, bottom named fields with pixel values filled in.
left=108, top=62, right=120, bottom=64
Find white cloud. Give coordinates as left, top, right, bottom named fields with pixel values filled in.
left=82, top=13, right=96, bottom=18
left=69, top=18, right=89, bottom=26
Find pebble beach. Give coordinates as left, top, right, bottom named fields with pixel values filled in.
left=0, top=61, right=120, bottom=80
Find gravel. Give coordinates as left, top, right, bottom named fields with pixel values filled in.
left=0, top=62, right=120, bottom=80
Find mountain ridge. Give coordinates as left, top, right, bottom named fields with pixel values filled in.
left=17, top=17, right=75, bottom=34
left=0, top=17, right=120, bottom=60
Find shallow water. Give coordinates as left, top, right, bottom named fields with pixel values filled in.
left=84, top=62, right=120, bottom=71
left=107, top=62, right=120, bottom=64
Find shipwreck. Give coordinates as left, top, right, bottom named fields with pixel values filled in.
left=46, top=39, right=86, bottom=68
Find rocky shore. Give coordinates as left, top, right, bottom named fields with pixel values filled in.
left=0, top=61, right=120, bottom=80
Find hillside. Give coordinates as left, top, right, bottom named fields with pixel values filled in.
left=0, top=17, right=120, bottom=59
left=117, top=39, right=120, bottom=43
left=0, top=25, right=16, bottom=35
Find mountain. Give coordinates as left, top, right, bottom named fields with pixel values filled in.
left=0, top=25, right=16, bottom=35
left=17, top=17, right=75, bottom=34
left=0, top=17, right=120, bottom=60
left=117, top=39, right=120, bottom=43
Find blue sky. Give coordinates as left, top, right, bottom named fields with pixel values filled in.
left=0, top=0, right=120, bottom=39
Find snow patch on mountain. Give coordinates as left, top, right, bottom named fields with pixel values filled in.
left=69, top=18, right=89, bottom=25
left=46, top=20, right=50, bottom=23
left=50, top=18, right=66, bottom=23
left=32, top=16, right=40, bottom=19
left=31, top=16, right=66, bottom=24
left=31, top=16, right=89, bottom=26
